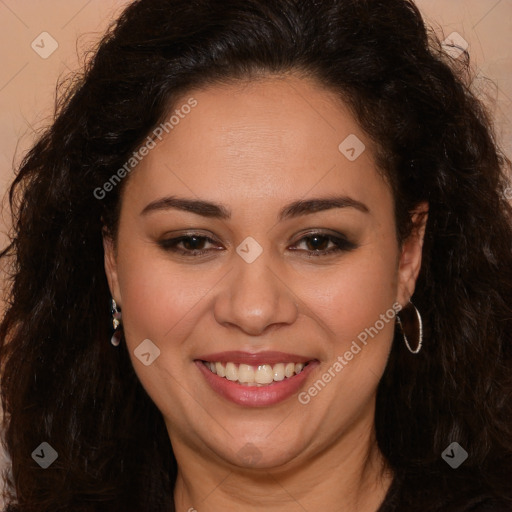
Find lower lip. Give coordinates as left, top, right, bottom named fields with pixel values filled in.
left=195, top=360, right=319, bottom=407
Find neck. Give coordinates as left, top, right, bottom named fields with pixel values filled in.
left=171, top=413, right=393, bottom=512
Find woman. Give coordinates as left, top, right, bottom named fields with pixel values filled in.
left=1, top=0, right=511, bottom=510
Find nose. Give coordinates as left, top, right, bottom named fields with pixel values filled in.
left=213, top=250, right=299, bottom=336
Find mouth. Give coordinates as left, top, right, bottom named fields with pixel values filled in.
left=195, top=352, right=319, bottom=407
left=202, top=360, right=309, bottom=386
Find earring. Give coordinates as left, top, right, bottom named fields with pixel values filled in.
left=111, top=298, right=122, bottom=347
left=396, top=300, right=423, bottom=354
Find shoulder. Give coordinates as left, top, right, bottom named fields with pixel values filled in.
left=463, top=499, right=512, bottom=512
left=377, top=471, right=512, bottom=512
left=379, top=494, right=512, bottom=512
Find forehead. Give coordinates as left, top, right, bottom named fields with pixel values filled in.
left=122, top=74, right=392, bottom=219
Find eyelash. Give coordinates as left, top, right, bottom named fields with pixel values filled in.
left=158, top=231, right=357, bottom=258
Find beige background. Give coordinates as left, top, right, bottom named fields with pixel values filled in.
left=0, top=0, right=511, bottom=504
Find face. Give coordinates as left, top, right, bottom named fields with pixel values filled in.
left=104, top=74, right=426, bottom=471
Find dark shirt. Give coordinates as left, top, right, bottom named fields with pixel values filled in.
left=376, top=471, right=512, bottom=512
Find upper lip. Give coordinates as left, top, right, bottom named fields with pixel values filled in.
left=195, top=351, right=314, bottom=365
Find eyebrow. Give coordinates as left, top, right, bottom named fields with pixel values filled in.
left=140, top=195, right=370, bottom=221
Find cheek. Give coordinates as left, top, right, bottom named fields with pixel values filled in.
left=113, top=246, right=214, bottom=420
left=304, top=247, right=399, bottom=346
left=114, top=242, right=212, bottom=350
left=291, top=247, right=399, bottom=425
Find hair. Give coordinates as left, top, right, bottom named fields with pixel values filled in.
left=1, top=0, right=511, bottom=510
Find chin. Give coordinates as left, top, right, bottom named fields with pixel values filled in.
left=213, top=435, right=307, bottom=471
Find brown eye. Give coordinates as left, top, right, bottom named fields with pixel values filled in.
left=158, top=234, right=221, bottom=256
left=290, top=232, right=357, bottom=257
left=303, top=234, right=331, bottom=251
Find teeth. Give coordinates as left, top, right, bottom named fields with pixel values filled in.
left=204, top=360, right=308, bottom=385
left=273, top=363, right=285, bottom=381
left=285, top=362, right=295, bottom=378
left=255, top=364, right=274, bottom=384
left=225, top=362, right=238, bottom=381
left=238, top=364, right=254, bottom=383
left=215, top=362, right=226, bottom=378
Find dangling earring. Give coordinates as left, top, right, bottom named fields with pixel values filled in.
left=396, top=300, right=423, bottom=354
left=110, top=298, right=122, bottom=347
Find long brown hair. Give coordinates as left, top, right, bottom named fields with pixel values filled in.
left=1, top=0, right=511, bottom=510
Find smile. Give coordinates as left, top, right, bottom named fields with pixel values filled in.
left=202, top=361, right=308, bottom=386
left=195, top=354, right=319, bottom=407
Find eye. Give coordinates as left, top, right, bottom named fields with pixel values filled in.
left=158, top=234, right=221, bottom=256
left=289, top=231, right=357, bottom=257
left=158, top=230, right=357, bottom=258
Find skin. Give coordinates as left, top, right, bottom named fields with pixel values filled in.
left=104, top=73, right=428, bottom=511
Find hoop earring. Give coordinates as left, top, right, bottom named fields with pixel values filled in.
left=111, top=298, right=122, bottom=347
left=396, top=300, right=423, bottom=354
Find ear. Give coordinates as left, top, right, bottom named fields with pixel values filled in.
left=396, top=201, right=428, bottom=307
left=103, top=227, right=122, bottom=306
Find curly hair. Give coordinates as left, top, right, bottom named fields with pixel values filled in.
left=1, top=0, right=511, bottom=510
